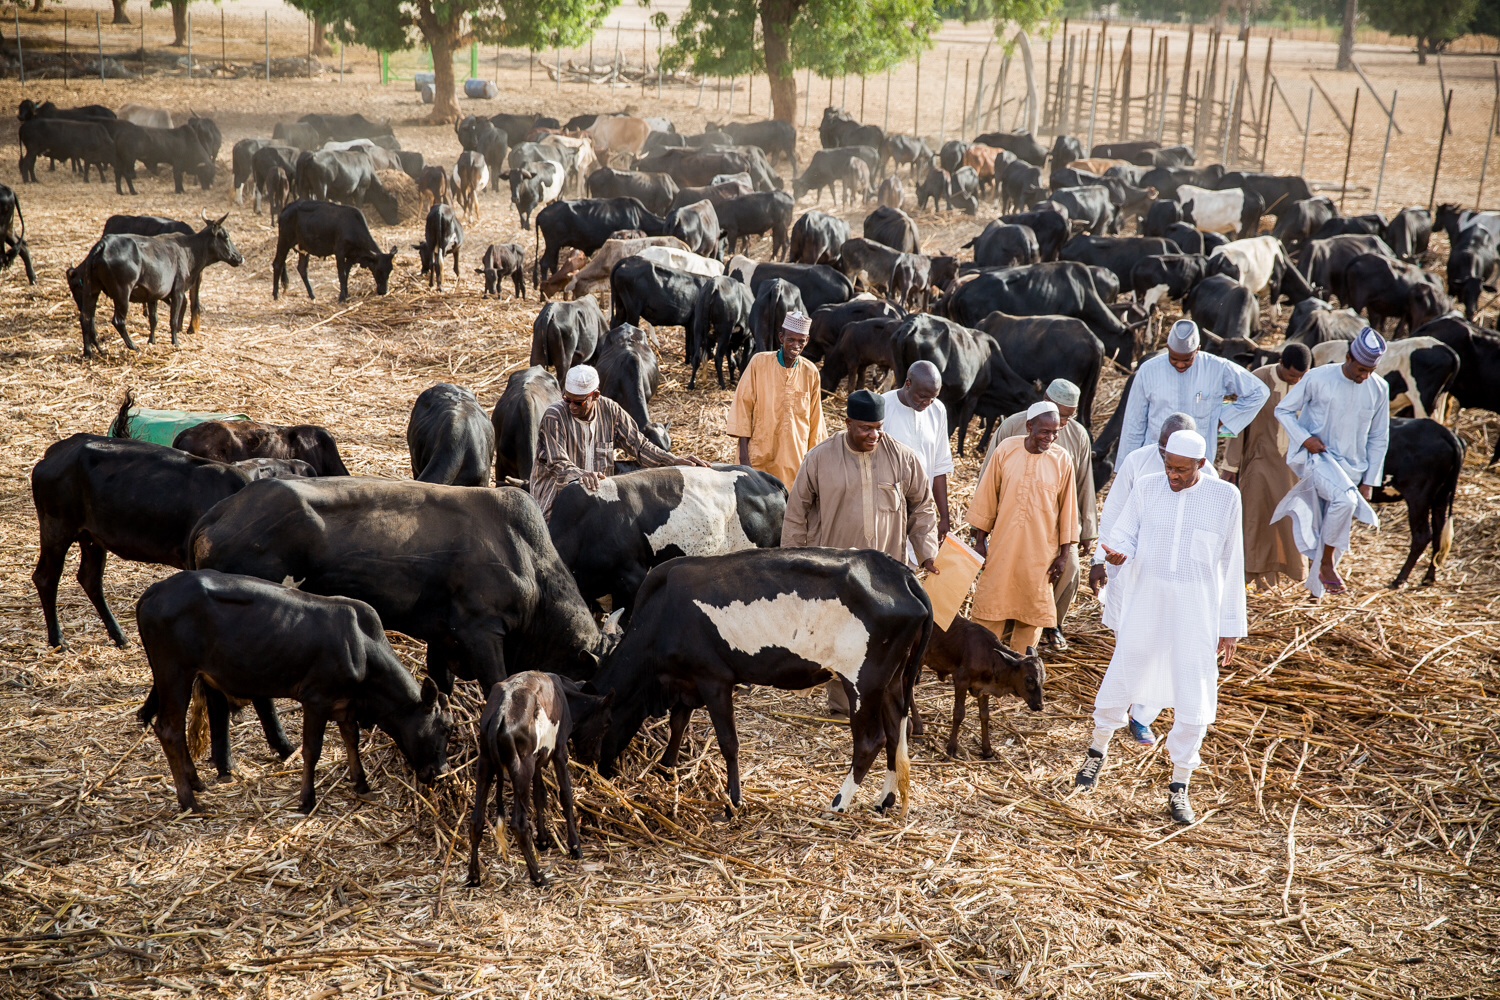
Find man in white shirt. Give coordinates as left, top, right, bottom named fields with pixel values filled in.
left=1116, top=319, right=1270, bottom=460
left=1272, top=326, right=1391, bottom=597
left=881, top=360, right=954, bottom=549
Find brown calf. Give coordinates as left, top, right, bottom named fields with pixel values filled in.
left=919, top=617, right=1045, bottom=758
left=417, top=165, right=450, bottom=211
left=173, top=419, right=351, bottom=476
left=467, top=670, right=613, bottom=887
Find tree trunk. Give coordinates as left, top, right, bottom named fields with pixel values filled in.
left=760, top=0, right=801, bottom=124
left=111, top=0, right=131, bottom=25
left=312, top=18, right=331, bottom=57
left=1416, top=35, right=1428, bottom=65
left=421, top=12, right=463, bottom=125
left=169, top=0, right=188, bottom=48
left=30, top=0, right=43, bottom=14
left=1336, top=0, right=1356, bottom=70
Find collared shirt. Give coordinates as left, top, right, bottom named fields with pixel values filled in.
left=1274, top=363, right=1390, bottom=487
left=880, top=389, right=955, bottom=481
left=1093, top=443, right=1219, bottom=565
left=727, top=351, right=825, bottom=489
left=986, top=411, right=1098, bottom=544
left=530, top=396, right=675, bottom=519
left=1117, top=351, right=1271, bottom=459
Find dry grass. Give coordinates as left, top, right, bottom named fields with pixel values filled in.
left=0, top=43, right=1499, bottom=1000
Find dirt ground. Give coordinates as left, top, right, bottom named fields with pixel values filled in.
left=0, top=9, right=1499, bottom=999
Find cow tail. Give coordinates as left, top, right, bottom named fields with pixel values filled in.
left=108, top=389, right=136, bottom=439
left=1436, top=437, right=1466, bottom=567
left=137, top=684, right=159, bottom=729
left=186, top=676, right=210, bottom=760
left=898, top=577, right=934, bottom=817
left=15, top=196, right=24, bottom=241
left=532, top=222, right=541, bottom=293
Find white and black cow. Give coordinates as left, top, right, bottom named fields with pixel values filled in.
left=593, top=548, right=933, bottom=816
left=548, top=465, right=787, bottom=615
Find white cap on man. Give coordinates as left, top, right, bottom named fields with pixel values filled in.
left=782, top=311, right=812, bottom=336
left=565, top=365, right=600, bottom=395
left=1026, top=400, right=1060, bottom=421
left=1167, top=319, right=1201, bottom=353
left=1164, top=429, right=1207, bottom=460
left=1045, top=378, right=1081, bottom=407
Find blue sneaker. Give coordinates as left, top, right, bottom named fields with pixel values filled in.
left=1128, top=718, right=1157, bottom=746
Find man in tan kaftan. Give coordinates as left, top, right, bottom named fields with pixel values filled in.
left=727, top=311, right=824, bottom=488
left=783, top=389, right=940, bottom=713
left=983, top=379, right=1097, bottom=651
left=967, top=401, right=1080, bottom=653
left=1221, top=343, right=1309, bottom=589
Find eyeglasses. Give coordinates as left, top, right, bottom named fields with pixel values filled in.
left=564, top=396, right=592, bottom=409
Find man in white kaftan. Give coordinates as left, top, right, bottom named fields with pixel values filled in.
left=1076, top=429, right=1246, bottom=826
left=1271, top=326, right=1390, bottom=598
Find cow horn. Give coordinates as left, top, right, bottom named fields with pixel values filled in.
left=215, top=212, right=229, bottom=226
left=200, top=209, right=211, bottom=223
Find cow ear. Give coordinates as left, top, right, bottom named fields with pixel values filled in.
left=1025, top=645, right=1037, bottom=658
left=421, top=676, right=439, bottom=706
left=388, top=245, right=398, bottom=256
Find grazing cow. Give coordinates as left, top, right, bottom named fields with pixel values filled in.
left=467, top=671, right=612, bottom=887
left=586, top=115, right=651, bottom=163
left=918, top=618, right=1044, bottom=758
left=69, top=214, right=243, bottom=356
left=973, top=312, right=1104, bottom=431
left=1213, top=171, right=1312, bottom=216
left=1370, top=419, right=1465, bottom=588
left=748, top=278, right=807, bottom=354
left=863, top=205, right=919, bottom=254
left=1312, top=214, right=1387, bottom=241
left=819, top=315, right=903, bottom=394
left=609, top=257, right=714, bottom=337
left=250, top=144, right=299, bottom=214
left=1184, top=274, right=1260, bottom=344
left=938, top=261, right=1132, bottom=363
left=890, top=254, right=933, bottom=312
left=536, top=198, right=667, bottom=282
left=879, top=134, right=933, bottom=178
left=1284, top=298, right=1365, bottom=346
left=1343, top=254, right=1448, bottom=334
left=668, top=177, right=754, bottom=212
left=174, top=420, right=351, bottom=476
left=554, top=235, right=690, bottom=300
left=231, top=138, right=268, bottom=204
left=189, top=478, right=622, bottom=694
left=715, top=191, right=795, bottom=259
left=272, top=200, right=396, bottom=303
left=1310, top=336, right=1458, bottom=421
left=17, top=118, right=116, bottom=184
left=687, top=276, right=755, bottom=389
left=230, top=457, right=314, bottom=480
left=539, top=247, right=589, bottom=298
left=510, top=159, right=566, bottom=231
left=1060, top=235, right=1178, bottom=287
left=838, top=237, right=905, bottom=295
left=1161, top=222, right=1223, bottom=256
left=819, top=107, right=885, bottom=150
left=1130, top=253, right=1240, bottom=309
left=299, top=113, right=394, bottom=142
left=30, top=434, right=256, bottom=647
left=1298, top=233, right=1394, bottom=303
left=1142, top=198, right=1183, bottom=237
left=664, top=199, right=722, bottom=259
left=0, top=183, right=34, bottom=284
left=586, top=168, right=679, bottom=216
left=876, top=175, right=905, bottom=210
left=747, top=262, right=855, bottom=312
left=710, top=119, right=798, bottom=171
left=532, top=295, right=608, bottom=384
left=597, top=324, right=669, bottom=450
left=594, top=548, right=932, bottom=814
left=965, top=222, right=1040, bottom=269
left=415, top=204, right=464, bottom=291
left=491, top=366, right=561, bottom=485
left=1211, top=235, right=1316, bottom=305
left=915, top=166, right=957, bottom=212
left=1448, top=225, right=1499, bottom=319
left=1177, top=184, right=1264, bottom=236
left=107, top=122, right=217, bottom=195
left=789, top=210, right=850, bottom=267
left=1000, top=160, right=1046, bottom=214
left=1050, top=185, right=1117, bottom=235
left=1384, top=208, right=1433, bottom=262
left=407, top=383, right=495, bottom=487
left=795, top=146, right=878, bottom=204
left=887, top=314, right=1001, bottom=451
left=633, top=244, right=722, bottom=278
left=293, top=150, right=399, bottom=224
left=136, top=571, right=452, bottom=814
left=973, top=130, right=1048, bottom=166
left=478, top=242, right=526, bottom=298
left=454, top=150, right=490, bottom=222
left=963, top=145, right=1011, bottom=199
left=550, top=465, right=787, bottom=615
left=805, top=296, right=904, bottom=362
left=1000, top=208, right=1069, bottom=261
left=1415, top=315, right=1500, bottom=463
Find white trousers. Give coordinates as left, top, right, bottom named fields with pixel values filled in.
left=1093, top=703, right=1207, bottom=773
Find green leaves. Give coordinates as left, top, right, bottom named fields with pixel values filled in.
left=1363, top=0, right=1481, bottom=49
left=282, top=0, right=620, bottom=56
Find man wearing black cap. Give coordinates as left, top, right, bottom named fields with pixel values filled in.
left=783, top=389, right=940, bottom=715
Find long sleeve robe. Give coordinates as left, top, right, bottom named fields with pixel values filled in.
left=781, top=432, right=939, bottom=566
left=726, top=351, right=825, bottom=489
left=1117, top=352, right=1271, bottom=460
left=530, top=397, right=676, bottom=519
left=985, top=411, right=1098, bottom=545
left=967, top=437, right=1079, bottom=627
left=1095, top=473, right=1246, bottom=727
left=1222, top=364, right=1303, bottom=589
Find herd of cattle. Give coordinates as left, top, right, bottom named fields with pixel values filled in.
left=12, top=95, right=1500, bottom=886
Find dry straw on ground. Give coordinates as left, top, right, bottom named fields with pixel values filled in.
left=0, top=52, right=1498, bottom=1000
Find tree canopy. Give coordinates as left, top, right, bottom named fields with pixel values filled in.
left=1362, top=0, right=1480, bottom=61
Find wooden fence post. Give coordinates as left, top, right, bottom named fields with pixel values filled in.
left=1300, top=86, right=1312, bottom=176
left=1178, top=24, right=1194, bottom=143
left=939, top=50, right=951, bottom=144
left=1375, top=91, right=1399, bottom=212
left=1339, top=88, right=1359, bottom=211
left=1087, top=27, right=1105, bottom=151
left=1429, top=89, right=1454, bottom=212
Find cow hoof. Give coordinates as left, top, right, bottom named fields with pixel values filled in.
left=830, top=794, right=847, bottom=813
left=109, top=634, right=129, bottom=649
left=465, top=873, right=482, bottom=888
left=214, top=772, right=234, bottom=784
left=980, top=746, right=997, bottom=760
left=877, top=792, right=898, bottom=814
left=529, top=873, right=550, bottom=888
left=944, top=744, right=960, bottom=759
left=569, top=845, right=583, bottom=860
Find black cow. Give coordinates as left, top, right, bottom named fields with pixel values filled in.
left=838, top=237, right=906, bottom=296
left=1299, top=234, right=1394, bottom=303
left=1129, top=252, right=1240, bottom=306
left=938, top=261, right=1132, bottom=363
left=456, top=115, right=511, bottom=179
left=250, top=144, right=299, bottom=214
left=964, top=222, right=1039, bottom=269
left=1271, top=196, right=1338, bottom=252
left=748, top=278, right=807, bottom=354
left=712, top=119, right=798, bottom=172
left=1384, top=208, right=1433, bottom=262
left=1344, top=254, right=1448, bottom=333
left=1161, top=223, right=1225, bottom=256
left=716, top=191, right=794, bottom=259
left=795, top=146, right=879, bottom=204
left=634, top=146, right=780, bottom=192
left=300, top=112, right=394, bottom=142
left=535, top=198, right=666, bottom=282
left=272, top=200, right=396, bottom=303
left=230, top=138, right=268, bottom=203
left=1312, top=214, right=1387, bottom=241
left=110, top=122, right=215, bottom=195
left=688, top=276, right=756, bottom=389
left=531, top=295, right=608, bottom=384
left=609, top=256, right=713, bottom=335
left=668, top=177, right=754, bottom=212
left=17, top=99, right=114, bottom=122
left=272, top=120, right=322, bottom=150
left=103, top=215, right=193, bottom=238
left=1448, top=225, right=1499, bottom=319
left=293, top=150, right=399, bottom=225
left=407, top=383, right=495, bottom=487
left=1000, top=208, right=1069, bottom=261
left=136, top=571, right=452, bottom=814
left=586, top=168, right=679, bottom=216
left=1284, top=298, right=1365, bottom=346
left=490, top=112, right=556, bottom=146
left=172, top=419, right=349, bottom=477
left=1000, top=160, right=1046, bottom=214
left=1050, top=186, right=1117, bottom=235
left=819, top=107, right=885, bottom=150
left=1371, top=419, right=1465, bottom=588
left=597, top=324, right=669, bottom=450
left=1212, top=171, right=1310, bottom=217
left=1139, top=164, right=1225, bottom=200
left=1413, top=315, right=1500, bottom=463
left=747, top=262, right=855, bottom=312
left=70, top=214, right=243, bottom=356
left=492, top=366, right=561, bottom=485
left=415, top=204, right=464, bottom=291
left=820, top=316, right=903, bottom=394
left=17, top=118, right=115, bottom=183
left=665, top=198, right=722, bottom=259
left=1060, top=235, right=1178, bottom=286
left=30, top=434, right=256, bottom=648
left=1090, top=140, right=1159, bottom=161
left=0, top=183, right=34, bottom=284
left=916, top=167, right=957, bottom=212
left=1050, top=134, right=1084, bottom=168
left=973, top=312, right=1103, bottom=431
left=789, top=210, right=850, bottom=266
left=863, top=205, right=919, bottom=253
left=962, top=340, right=1049, bottom=451
left=974, top=131, right=1048, bottom=166
left=805, top=296, right=904, bottom=364
left=1185, top=274, right=1260, bottom=343
left=888, top=314, right=1001, bottom=453
left=476, top=242, right=526, bottom=298
left=879, top=134, right=932, bottom=178
left=551, top=465, right=786, bottom=615
left=189, top=478, right=621, bottom=693
left=594, top=548, right=932, bottom=815
left=1142, top=199, right=1183, bottom=237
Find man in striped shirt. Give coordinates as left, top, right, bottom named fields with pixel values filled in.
left=1116, top=319, right=1270, bottom=462
left=530, top=364, right=708, bottom=520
